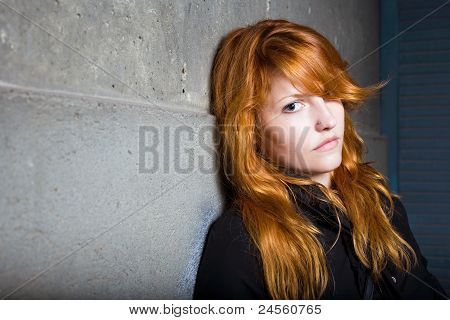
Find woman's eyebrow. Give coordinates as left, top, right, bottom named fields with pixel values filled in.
left=275, top=93, right=307, bottom=104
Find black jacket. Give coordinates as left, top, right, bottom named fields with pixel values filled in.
left=193, top=183, right=448, bottom=299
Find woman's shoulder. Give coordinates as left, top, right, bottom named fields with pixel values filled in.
left=209, top=205, right=253, bottom=244
left=382, top=194, right=419, bottom=251
left=384, top=194, right=448, bottom=299
left=200, top=204, right=260, bottom=264
left=380, top=193, right=408, bottom=227
left=193, top=205, right=270, bottom=299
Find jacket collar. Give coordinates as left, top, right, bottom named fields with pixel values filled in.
left=282, top=168, right=352, bottom=235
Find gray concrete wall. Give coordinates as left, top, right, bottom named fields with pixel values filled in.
left=0, top=0, right=385, bottom=299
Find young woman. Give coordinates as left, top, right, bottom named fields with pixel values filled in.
left=193, top=19, right=447, bottom=300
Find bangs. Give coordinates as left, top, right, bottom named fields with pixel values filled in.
left=258, top=35, right=347, bottom=102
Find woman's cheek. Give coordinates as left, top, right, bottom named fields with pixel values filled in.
left=261, top=126, right=287, bottom=161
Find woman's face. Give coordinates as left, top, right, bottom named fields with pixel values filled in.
left=258, top=72, right=345, bottom=187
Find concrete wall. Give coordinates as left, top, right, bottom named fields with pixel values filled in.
left=0, top=0, right=385, bottom=299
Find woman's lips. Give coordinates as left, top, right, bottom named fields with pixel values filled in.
left=313, top=137, right=339, bottom=152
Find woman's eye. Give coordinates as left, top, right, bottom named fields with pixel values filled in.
left=283, top=101, right=304, bottom=113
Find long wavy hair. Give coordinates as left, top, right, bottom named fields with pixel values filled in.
left=210, top=19, right=418, bottom=299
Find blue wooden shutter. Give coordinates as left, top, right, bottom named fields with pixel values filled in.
left=382, top=0, right=450, bottom=295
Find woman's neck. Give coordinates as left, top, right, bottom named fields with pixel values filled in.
left=281, top=166, right=331, bottom=189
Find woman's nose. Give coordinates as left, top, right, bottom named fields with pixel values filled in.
left=313, top=97, right=336, bottom=130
